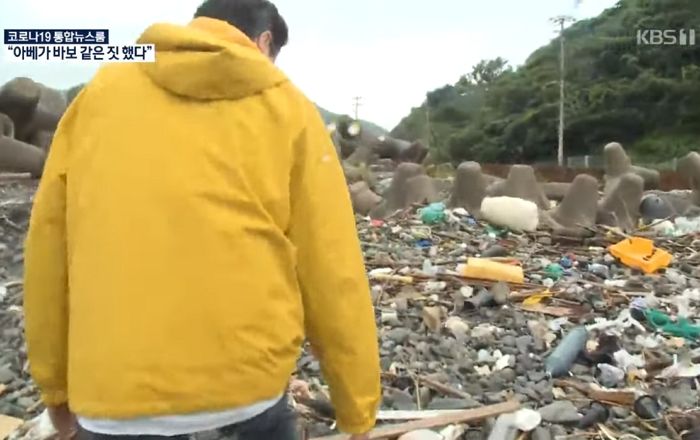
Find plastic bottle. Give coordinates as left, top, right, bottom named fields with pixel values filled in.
left=545, top=326, right=589, bottom=377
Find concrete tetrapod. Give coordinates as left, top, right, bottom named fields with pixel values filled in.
left=349, top=181, right=383, bottom=216
left=598, top=172, right=644, bottom=232
left=603, top=142, right=660, bottom=193
left=384, top=163, right=426, bottom=212
left=448, top=162, right=487, bottom=217
left=0, top=113, right=13, bottom=139
left=0, top=78, right=41, bottom=134
left=404, top=175, right=440, bottom=207
left=490, top=165, right=550, bottom=210
left=678, top=151, right=700, bottom=206
left=541, top=182, right=572, bottom=202
left=0, top=137, right=46, bottom=177
left=0, top=78, right=66, bottom=144
left=29, top=130, right=54, bottom=152
left=547, top=174, right=599, bottom=236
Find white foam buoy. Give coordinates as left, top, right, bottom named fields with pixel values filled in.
left=480, top=196, right=539, bottom=232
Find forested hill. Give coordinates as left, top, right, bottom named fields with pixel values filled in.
left=392, top=0, right=700, bottom=165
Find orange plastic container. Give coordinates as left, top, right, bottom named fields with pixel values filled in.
left=608, top=237, right=673, bottom=274
left=460, top=258, right=525, bottom=284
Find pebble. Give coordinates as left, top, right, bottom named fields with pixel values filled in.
left=482, top=245, right=508, bottom=258
left=16, top=396, right=36, bottom=409
left=499, top=368, right=517, bottom=383
left=538, top=400, right=582, bottom=423
left=527, top=370, right=546, bottom=383
left=385, top=328, right=411, bottom=344
left=570, top=364, right=592, bottom=376
left=386, top=388, right=417, bottom=410
left=515, top=335, right=533, bottom=354
left=501, top=335, right=516, bottom=347
left=663, top=381, right=697, bottom=409
left=612, top=406, right=631, bottom=419
left=0, top=364, right=16, bottom=384
left=531, top=427, right=553, bottom=440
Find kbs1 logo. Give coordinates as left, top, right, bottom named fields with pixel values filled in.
left=637, top=29, right=696, bottom=46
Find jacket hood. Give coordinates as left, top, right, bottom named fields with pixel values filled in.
left=137, top=17, right=288, bottom=100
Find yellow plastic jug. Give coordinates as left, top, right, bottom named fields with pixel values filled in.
left=460, top=258, right=525, bottom=284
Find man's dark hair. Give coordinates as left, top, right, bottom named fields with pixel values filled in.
left=194, top=0, right=288, bottom=56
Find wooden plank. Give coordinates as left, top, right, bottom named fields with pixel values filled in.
left=377, top=410, right=464, bottom=421
left=0, top=414, right=23, bottom=439
left=310, top=400, right=520, bottom=440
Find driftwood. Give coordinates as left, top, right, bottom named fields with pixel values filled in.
left=309, top=400, right=520, bottom=440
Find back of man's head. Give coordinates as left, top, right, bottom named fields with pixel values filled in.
left=194, top=0, right=288, bottom=58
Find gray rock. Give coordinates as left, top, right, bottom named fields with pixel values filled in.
left=428, top=397, right=481, bottom=410
left=570, top=364, right=592, bottom=376
left=381, top=340, right=396, bottom=351
left=0, top=364, right=16, bottom=384
left=482, top=245, right=509, bottom=258
left=531, top=427, right=553, bottom=440
left=387, top=389, right=417, bottom=411
left=461, top=382, right=484, bottom=396
left=528, top=370, right=546, bottom=383
left=538, top=400, right=582, bottom=423
left=385, top=328, right=411, bottom=344
left=611, top=406, right=631, bottom=419
left=16, top=396, right=35, bottom=409
left=514, top=384, right=539, bottom=401
left=501, top=335, right=517, bottom=347
left=550, top=425, right=568, bottom=438
left=515, top=335, right=533, bottom=354
left=663, top=381, right=697, bottom=409
left=484, top=392, right=506, bottom=405
left=499, top=368, right=517, bottom=383
left=2, top=328, right=20, bottom=339
left=491, top=282, right=510, bottom=305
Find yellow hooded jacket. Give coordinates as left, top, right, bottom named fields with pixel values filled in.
left=23, top=18, right=381, bottom=434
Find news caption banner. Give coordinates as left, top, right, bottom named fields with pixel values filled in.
left=3, top=29, right=155, bottom=62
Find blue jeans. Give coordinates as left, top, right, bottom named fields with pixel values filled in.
left=78, top=396, right=300, bottom=440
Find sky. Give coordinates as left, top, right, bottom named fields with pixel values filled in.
left=0, top=0, right=619, bottom=130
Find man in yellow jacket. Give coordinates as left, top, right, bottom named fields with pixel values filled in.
left=23, top=0, right=381, bottom=439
